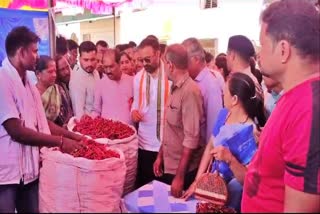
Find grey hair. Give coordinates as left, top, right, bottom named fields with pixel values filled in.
left=181, top=37, right=205, bottom=62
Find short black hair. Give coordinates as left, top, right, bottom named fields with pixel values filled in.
left=261, top=0, right=319, bottom=62
left=205, top=51, right=214, bottom=63
left=115, top=44, right=130, bottom=53
left=145, top=35, right=159, bottom=41
left=227, top=35, right=255, bottom=63
left=128, top=41, right=137, bottom=48
left=96, top=40, right=108, bottom=48
left=79, top=41, right=96, bottom=56
left=5, top=26, right=40, bottom=57
left=67, top=39, right=79, bottom=51
left=56, top=35, right=68, bottom=56
left=138, top=38, right=160, bottom=51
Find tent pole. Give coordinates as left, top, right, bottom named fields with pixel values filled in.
left=48, top=0, right=56, bottom=57
left=113, top=4, right=116, bottom=47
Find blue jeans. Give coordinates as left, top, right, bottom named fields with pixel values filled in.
left=0, top=179, right=39, bottom=213
left=227, top=178, right=243, bottom=212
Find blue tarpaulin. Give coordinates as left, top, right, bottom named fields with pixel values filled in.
left=0, top=8, right=50, bottom=66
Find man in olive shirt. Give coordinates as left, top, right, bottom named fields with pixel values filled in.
left=153, top=44, right=205, bottom=198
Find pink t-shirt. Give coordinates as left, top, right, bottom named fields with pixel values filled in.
left=92, top=73, right=133, bottom=124
left=242, top=77, right=320, bottom=212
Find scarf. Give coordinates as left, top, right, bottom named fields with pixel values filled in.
left=138, top=61, right=170, bottom=141
left=1, top=58, right=51, bottom=182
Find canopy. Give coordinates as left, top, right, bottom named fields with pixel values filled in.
left=56, top=0, right=133, bottom=14
left=0, top=0, right=48, bottom=11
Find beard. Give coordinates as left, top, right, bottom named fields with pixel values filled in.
left=84, top=66, right=94, bottom=73
left=144, top=64, right=158, bottom=74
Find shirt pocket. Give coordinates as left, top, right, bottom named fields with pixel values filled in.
left=166, top=104, right=182, bottom=127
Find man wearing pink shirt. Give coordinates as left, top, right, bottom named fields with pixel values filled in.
left=92, top=49, right=133, bottom=124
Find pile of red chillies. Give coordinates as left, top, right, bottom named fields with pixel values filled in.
left=73, top=115, right=135, bottom=140
left=70, top=138, right=120, bottom=160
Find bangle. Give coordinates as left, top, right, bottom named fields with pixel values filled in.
left=60, top=136, right=64, bottom=149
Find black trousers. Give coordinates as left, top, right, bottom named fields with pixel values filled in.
left=136, top=148, right=159, bottom=188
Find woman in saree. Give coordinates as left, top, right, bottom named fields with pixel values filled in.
left=182, top=72, right=267, bottom=211
left=36, top=55, right=73, bottom=127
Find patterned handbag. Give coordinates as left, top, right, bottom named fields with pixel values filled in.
left=194, top=159, right=228, bottom=206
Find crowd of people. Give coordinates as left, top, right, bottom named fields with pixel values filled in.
left=0, top=0, right=319, bottom=213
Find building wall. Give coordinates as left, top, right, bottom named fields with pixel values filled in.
left=120, top=0, right=264, bottom=54
left=80, top=17, right=120, bottom=47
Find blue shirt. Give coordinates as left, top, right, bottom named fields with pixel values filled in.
left=195, top=67, right=223, bottom=143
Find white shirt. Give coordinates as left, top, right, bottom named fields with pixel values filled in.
left=131, top=71, right=162, bottom=152
left=27, top=70, right=38, bottom=85
left=69, top=66, right=100, bottom=119
left=0, top=58, right=50, bottom=185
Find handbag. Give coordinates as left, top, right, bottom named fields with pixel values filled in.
left=194, top=159, right=228, bottom=206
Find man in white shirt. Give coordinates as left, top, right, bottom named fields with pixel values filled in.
left=0, top=26, right=83, bottom=213
left=182, top=38, right=223, bottom=144
left=131, top=37, right=171, bottom=187
left=69, top=41, right=100, bottom=119
left=92, top=49, right=133, bottom=124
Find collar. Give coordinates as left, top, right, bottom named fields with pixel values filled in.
left=172, top=72, right=190, bottom=92
left=78, top=65, right=95, bottom=77
left=195, top=66, right=209, bottom=82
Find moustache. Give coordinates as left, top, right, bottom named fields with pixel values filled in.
left=144, top=64, right=157, bottom=73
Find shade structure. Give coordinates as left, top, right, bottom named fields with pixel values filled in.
left=56, top=0, right=133, bottom=14
left=0, top=0, right=48, bottom=10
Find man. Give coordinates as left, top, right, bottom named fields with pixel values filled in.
left=96, top=51, right=105, bottom=79
left=55, top=55, right=74, bottom=127
left=263, top=75, right=283, bottom=117
left=132, top=47, right=143, bottom=74
left=131, top=37, right=171, bottom=187
left=96, top=40, right=108, bottom=55
left=242, top=0, right=320, bottom=212
left=153, top=44, right=204, bottom=198
left=92, top=49, right=133, bottom=124
left=69, top=41, right=99, bottom=119
left=226, top=35, right=264, bottom=100
left=66, top=39, right=79, bottom=69
left=0, top=26, right=83, bottom=213
left=205, top=51, right=225, bottom=92
left=182, top=37, right=223, bottom=144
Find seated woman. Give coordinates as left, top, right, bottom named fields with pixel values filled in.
left=182, top=72, right=266, bottom=211
left=36, top=55, right=73, bottom=127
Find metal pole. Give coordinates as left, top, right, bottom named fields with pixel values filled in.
left=113, top=4, right=116, bottom=47
left=48, top=0, right=56, bottom=57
